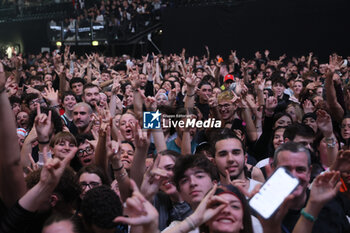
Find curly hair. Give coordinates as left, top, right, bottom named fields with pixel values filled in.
left=81, top=185, right=123, bottom=229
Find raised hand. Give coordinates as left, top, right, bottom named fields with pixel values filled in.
left=114, top=179, right=159, bottom=231
left=302, top=99, right=314, bottom=114
left=265, top=96, right=278, bottom=116
left=42, top=87, right=59, bottom=106
left=34, top=105, right=52, bottom=142
left=316, top=109, right=333, bottom=137
left=331, top=150, right=350, bottom=172
left=132, top=121, right=150, bottom=149
left=39, top=145, right=77, bottom=188
left=309, top=171, right=341, bottom=205
left=189, top=184, right=228, bottom=227
left=140, top=155, right=168, bottom=200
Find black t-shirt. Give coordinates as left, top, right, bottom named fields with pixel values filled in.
left=282, top=191, right=350, bottom=233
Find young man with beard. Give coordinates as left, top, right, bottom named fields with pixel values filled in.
left=82, top=83, right=100, bottom=111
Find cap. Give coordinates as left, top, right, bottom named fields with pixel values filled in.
left=224, top=74, right=234, bottom=82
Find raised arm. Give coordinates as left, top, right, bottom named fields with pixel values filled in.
left=325, top=55, right=344, bottom=123
left=292, top=171, right=341, bottom=233
left=0, top=63, right=26, bottom=207
left=130, top=122, right=151, bottom=188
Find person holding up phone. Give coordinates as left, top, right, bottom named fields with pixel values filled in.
left=272, top=141, right=349, bottom=233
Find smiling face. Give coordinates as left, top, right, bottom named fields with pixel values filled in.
left=218, top=100, right=237, bottom=121
left=207, top=193, right=244, bottom=233
left=63, top=95, right=77, bottom=111
left=16, top=111, right=29, bottom=129
left=275, top=150, right=310, bottom=199
left=52, top=139, right=76, bottom=160
left=271, top=130, right=283, bottom=150
left=293, top=81, right=303, bottom=96
left=158, top=155, right=177, bottom=195
left=214, top=138, right=246, bottom=181
left=83, top=87, right=100, bottom=108
left=120, top=142, right=135, bottom=170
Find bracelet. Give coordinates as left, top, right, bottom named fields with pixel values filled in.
left=185, top=216, right=196, bottom=231
left=112, top=164, right=124, bottom=172
left=186, top=93, right=195, bottom=97
left=301, top=208, right=316, bottom=222
left=38, top=140, right=50, bottom=144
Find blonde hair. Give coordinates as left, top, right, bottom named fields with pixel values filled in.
left=217, top=90, right=237, bottom=104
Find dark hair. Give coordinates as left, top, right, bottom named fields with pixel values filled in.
left=173, top=154, right=218, bottom=191
left=81, top=185, right=123, bottom=229
left=210, top=128, right=246, bottom=157
left=76, top=165, right=110, bottom=188
left=76, top=134, right=94, bottom=146
left=9, top=96, right=21, bottom=105
left=61, top=91, right=77, bottom=103
left=121, top=140, right=135, bottom=151
left=120, top=81, right=131, bottom=94
left=43, top=213, right=79, bottom=233
left=25, top=167, right=80, bottom=208
left=198, top=81, right=211, bottom=89
left=272, top=112, right=293, bottom=128
left=24, top=93, right=40, bottom=106
left=283, top=123, right=315, bottom=141
left=271, top=75, right=287, bottom=87
left=83, top=83, right=99, bottom=94
left=69, top=78, right=86, bottom=89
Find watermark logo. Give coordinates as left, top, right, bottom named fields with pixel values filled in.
left=143, top=110, right=161, bottom=129
left=143, top=110, right=222, bottom=129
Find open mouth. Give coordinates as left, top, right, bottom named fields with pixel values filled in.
left=83, top=158, right=92, bottom=164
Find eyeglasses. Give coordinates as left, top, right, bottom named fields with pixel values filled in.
left=80, top=182, right=101, bottom=189
left=77, top=147, right=94, bottom=157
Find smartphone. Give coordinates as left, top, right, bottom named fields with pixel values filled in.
left=249, top=167, right=299, bottom=219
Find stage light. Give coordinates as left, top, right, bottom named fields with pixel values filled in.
left=92, top=41, right=99, bottom=46
left=56, top=41, right=62, bottom=47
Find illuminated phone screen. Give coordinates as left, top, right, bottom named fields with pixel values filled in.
left=249, top=167, right=299, bottom=219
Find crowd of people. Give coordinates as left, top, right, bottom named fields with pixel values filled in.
left=0, top=46, right=349, bottom=233
left=55, top=0, right=165, bottom=40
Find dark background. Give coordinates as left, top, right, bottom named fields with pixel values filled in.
left=0, top=0, right=350, bottom=60
left=162, top=0, right=350, bottom=61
